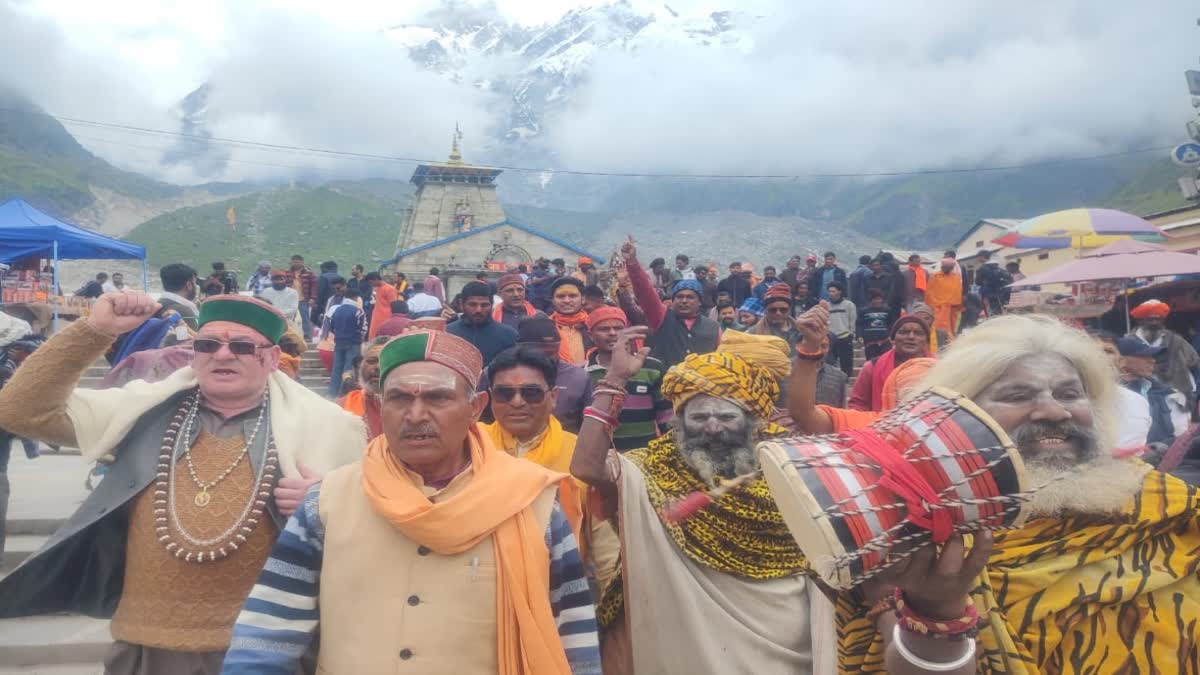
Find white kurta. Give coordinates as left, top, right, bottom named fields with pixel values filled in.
left=617, top=456, right=836, bottom=675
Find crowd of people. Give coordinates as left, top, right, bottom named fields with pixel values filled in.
left=0, top=235, right=1196, bottom=674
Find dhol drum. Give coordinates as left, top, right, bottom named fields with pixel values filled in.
left=758, top=386, right=1031, bottom=590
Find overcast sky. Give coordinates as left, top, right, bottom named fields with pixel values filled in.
left=2, top=0, right=1196, bottom=182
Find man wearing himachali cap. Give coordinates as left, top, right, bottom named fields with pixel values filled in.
left=0, top=291, right=364, bottom=674
left=224, top=329, right=601, bottom=674
left=1126, top=298, right=1200, bottom=405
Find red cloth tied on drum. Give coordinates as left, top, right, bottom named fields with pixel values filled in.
left=839, top=428, right=955, bottom=544
left=758, top=387, right=1030, bottom=589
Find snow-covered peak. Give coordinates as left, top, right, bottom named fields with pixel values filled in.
left=382, top=1, right=752, bottom=143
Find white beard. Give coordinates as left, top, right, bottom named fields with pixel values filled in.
left=1022, top=456, right=1149, bottom=519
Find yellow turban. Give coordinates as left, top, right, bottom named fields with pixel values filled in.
left=717, top=330, right=792, bottom=381
left=661, top=351, right=779, bottom=420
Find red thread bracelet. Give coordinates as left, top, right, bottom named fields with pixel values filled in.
left=893, top=588, right=979, bottom=640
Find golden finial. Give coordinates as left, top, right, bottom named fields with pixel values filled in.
left=448, top=123, right=463, bottom=165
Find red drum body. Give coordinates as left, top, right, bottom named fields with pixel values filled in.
left=758, top=387, right=1029, bottom=589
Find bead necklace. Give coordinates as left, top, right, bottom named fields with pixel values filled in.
left=182, top=395, right=268, bottom=507
left=153, top=390, right=280, bottom=563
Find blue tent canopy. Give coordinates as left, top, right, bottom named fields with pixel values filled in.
left=0, top=198, right=146, bottom=263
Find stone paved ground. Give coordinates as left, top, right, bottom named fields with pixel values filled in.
left=0, top=452, right=106, bottom=671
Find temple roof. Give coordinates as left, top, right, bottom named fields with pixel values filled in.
left=411, top=126, right=502, bottom=187
left=381, top=218, right=606, bottom=266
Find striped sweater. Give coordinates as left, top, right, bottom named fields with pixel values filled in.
left=221, top=484, right=602, bottom=674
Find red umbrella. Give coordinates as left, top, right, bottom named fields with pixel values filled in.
left=1009, top=240, right=1200, bottom=287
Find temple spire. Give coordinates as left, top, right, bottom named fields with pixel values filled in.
left=448, top=123, right=463, bottom=165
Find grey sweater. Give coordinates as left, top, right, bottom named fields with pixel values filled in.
left=827, top=298, right=857, bottom=338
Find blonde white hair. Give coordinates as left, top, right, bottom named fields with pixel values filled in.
left=914, top=314, right=1119, bottom=454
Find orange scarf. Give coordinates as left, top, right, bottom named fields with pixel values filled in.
left=550, top=312, right=588, bottom=365
left=360, top=428, right=575, bottom=675
left=493, top=301, right=536, bottom=323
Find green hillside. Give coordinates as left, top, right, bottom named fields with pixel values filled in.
left=126, top=185, right=405, bottom=276
left=0, top=88, right=178, bottom=217
left=596, top=154, right=1192, bottom=248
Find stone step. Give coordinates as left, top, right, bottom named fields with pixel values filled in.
left=5, top=517, right=64, bottom=537
left=0, top=664, right=102, bottom=674
left=0, top=615, right=110, bottom=668
left=1, top=535, right=47, bottom=574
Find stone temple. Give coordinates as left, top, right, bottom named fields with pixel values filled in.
left=383, top=130, right=604, bottom=297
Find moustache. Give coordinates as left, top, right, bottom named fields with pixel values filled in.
left=1012, top=420, right=1097, bottom=460
left=397, top=423, right=439, bottom=438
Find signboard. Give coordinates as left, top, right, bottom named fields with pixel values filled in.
left=1173, top=143, right=1200, bottom=167
left=484, top=260, right=508, bottom=272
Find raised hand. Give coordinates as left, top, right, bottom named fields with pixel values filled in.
left=620, top=236, right=638, bottom=264
left=87, top=291, right=160, bottom=336
left=607, top=326, right=651, bottom=383
left=793, top=301, right=831, bottom=352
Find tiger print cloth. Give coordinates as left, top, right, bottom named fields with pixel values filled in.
left=595, top=427, right=808, bottom=628
left=836, top=469, right=1200, bottom=673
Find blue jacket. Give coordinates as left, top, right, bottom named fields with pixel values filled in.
left=446, top=318, right=518, bottom=366
left=326, top=303, right=366, bottom=347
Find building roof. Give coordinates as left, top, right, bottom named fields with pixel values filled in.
left=410, top=163, right=503, bottom=188
left=949, top=218, right=1022, bottom=250
left=381, top=218, right=607, bottom=266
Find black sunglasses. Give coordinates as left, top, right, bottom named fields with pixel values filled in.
left=765, top=306, right=792, bottom=314
left=193, top=338, right=269, bottom=356
left=490, top=385, right=549, bottom=404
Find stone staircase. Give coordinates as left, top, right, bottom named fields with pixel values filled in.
left=0, top=453, right=106, bottom=672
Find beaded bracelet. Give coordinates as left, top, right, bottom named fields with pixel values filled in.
left=893, top=588, right=980, bottom=640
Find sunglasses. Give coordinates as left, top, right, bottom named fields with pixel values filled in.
left=490, top=385, right=549, bottom=404
left=765, top=306, right=792, bottom=314
left=193, top=338, right=270, bottom=356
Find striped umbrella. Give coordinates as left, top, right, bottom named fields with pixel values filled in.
left=991, top=208, right=1163, bottom=250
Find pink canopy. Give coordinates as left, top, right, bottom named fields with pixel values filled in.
left=1010, top=240, right=1200, bottom=287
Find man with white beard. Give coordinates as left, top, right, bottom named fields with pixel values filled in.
left=338, top=336, right=389, bottom=439
left=834, top=314, right=1200, bottom=673
left=571, top=326, right=985, bottom=674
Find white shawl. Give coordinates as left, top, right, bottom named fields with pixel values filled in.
left=65, top=367, right=366, bottom=477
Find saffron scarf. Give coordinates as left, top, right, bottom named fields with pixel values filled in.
left=866, top=350, right=898, bottom=412
left=339, top=389, right=382, bottom=439
left=493, top=301, right=537, bottom=324
left=483, top=416, right=573, bottom=475
left=361, top=428, right=577, bottom=675
left=550, top=312, right=588, bottom=365
left=835, top=469, right=1200, bottom=673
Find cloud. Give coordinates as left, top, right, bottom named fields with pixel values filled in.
left=1, top=0, right=1195, bottom=185
left=0, top=2, right=501, bottom=183
left=545, top=1, right=1197, bottom=174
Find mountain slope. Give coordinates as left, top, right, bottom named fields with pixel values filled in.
left=591, top=154, right=1192, bottom=248
left=126, top=185, right=407, bottom=273
left=0, top=88, right=178, bottom=217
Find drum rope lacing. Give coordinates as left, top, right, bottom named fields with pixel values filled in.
left=779, top=390, right=1065, bottom=587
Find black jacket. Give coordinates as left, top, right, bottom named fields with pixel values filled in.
left=717, top=275, right=753, bottom=307
left=648, top=311, right=721, bottom=370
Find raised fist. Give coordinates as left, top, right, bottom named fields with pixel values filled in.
left=87, top=291, right=161, bottom=336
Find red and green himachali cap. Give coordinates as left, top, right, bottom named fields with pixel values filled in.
left=378, top=329, right=484, bottom=390
left=197, top=296, right=288, bottom=345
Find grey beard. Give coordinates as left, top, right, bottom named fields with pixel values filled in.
left=674, top=426, right=759, bottom=486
